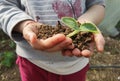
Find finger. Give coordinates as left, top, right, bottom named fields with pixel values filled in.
left=87, top=42, right=95, bottom=52
left=23, top=31, right=45, bottom=50
left=72, top=48, right=81, bottom=57
left=22, top=26, right=46, bottom=50
left=81, top=49, right=92, bottom=58
left=23, top=29, right=37, bottom=43
left=94, top=33, right=105, bottom=52
left=81, top=42, right=94, bottom=58
left=29, top=34, right=66, bottom=51
left=24, top=32, right=46, bottom=50
left=40, top=34, right=66, bottom=49
left=23, top=24, right=38, bottom=42
left=45, top=37, right=73, bottom=52
left=26, top=33, right=66, bottom=51
left=61, top=50, right=73, bottom=57
left=66, top=43, right=74, bottom=49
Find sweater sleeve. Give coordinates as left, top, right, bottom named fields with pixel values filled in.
left=86, top=0, right=105, bottom=9
left=0, top=0, right=33, bottom=41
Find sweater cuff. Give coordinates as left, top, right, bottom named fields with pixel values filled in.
left=7, top=13, right=33, bottom=41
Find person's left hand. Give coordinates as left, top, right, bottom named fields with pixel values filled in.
left=62, top=32, right=105, bottom=58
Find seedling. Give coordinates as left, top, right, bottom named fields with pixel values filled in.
left=61, top=17, right=99, bottom=37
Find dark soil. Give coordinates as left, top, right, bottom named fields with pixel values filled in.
left=37, top=21, right=93, bottom=51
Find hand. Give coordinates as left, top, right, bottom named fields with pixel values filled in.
left=62, top=31, right=105, bottom=58
left=21, top=21, right=74, bottom=52
left=61, top=18, right=105, bottom=58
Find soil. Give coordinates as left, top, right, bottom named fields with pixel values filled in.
left=0, top=29, right=120, bottom=81
left=37, top=21, right=93, bottom=51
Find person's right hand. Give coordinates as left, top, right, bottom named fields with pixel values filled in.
left=16, top=20, right=74, bottom=52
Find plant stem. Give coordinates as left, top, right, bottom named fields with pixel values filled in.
left=67, top=30, right=80, bottom=37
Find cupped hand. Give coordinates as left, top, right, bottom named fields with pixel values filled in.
left=22, top=22, right=74, bottom=52
left=62, top=32, right=105, bottom=58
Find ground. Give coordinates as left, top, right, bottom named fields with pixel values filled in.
left=0, top=30, right=120, bottom=81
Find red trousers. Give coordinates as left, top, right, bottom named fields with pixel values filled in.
left=16, top=56, right=89, bottom=81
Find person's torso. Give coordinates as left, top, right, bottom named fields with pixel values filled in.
left=17, top=0, right=89, bottom=75
left=23, top=0, right=86, bottom=26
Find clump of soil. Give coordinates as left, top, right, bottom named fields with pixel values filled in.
left=37, top=21, right=93, bottom=51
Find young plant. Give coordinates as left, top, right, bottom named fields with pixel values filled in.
left=61, top=17, right=99, bottom=37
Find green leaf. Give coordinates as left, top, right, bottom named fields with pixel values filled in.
left=61, top=17, right=79, bottom=30
left=79, top=23, right=98, bottom=33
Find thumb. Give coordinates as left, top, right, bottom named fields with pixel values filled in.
left=94, top=33, right=105, bottom=52
left=29, top=32, right=37, bottom=43
left=23, top=29, right=37, bottom=43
